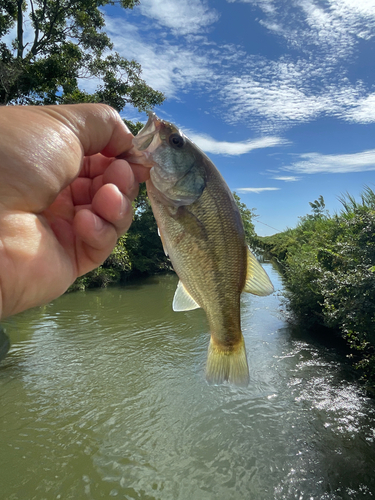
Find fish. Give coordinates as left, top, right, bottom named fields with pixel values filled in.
left=130, top=112, right=274, bottom=385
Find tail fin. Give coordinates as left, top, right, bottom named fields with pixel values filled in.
left=205, top=335, right=249, bottom=386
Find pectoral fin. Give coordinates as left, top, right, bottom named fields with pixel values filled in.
left=157, top=226, right=169, bottom=257
left=243, top=247, right=274, bottom=296
left=172, top=281, right=200, bottom=311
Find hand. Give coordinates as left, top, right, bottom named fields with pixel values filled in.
left=0, top=103, right=150, bottom=319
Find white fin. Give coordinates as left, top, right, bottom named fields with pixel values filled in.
left=172, top=281, right=200, bottom=311
left=157, top=226, right=168, bottom=257
left=244, top=247, right=274, bottom=296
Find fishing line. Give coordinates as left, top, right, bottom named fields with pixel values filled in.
left=255, top=220, right=281, bottom=232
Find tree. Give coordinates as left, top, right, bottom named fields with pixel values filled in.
left=125, top=182, right=170, bottom=275
left=232, top=192, right=258, bottom=245
left=308, top=195, right=327, bottom=219
left=0, top=0, right=164, bottom=110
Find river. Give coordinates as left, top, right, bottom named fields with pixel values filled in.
left=1, top=263, right=375, bottom=500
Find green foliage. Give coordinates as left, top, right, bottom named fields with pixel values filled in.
left=68, top=234, right=132, bottom=291
left=232, top=192, right=258, bottom=246
left=259, top=228, right=299, bottom=261
left=0, top=0, right=164, bottom=110
left=125, top=183, right=170, bottom=275
left=263, top=191, right=375, bottom=391
left=123, top=119, right=144, bottom=135
left=69, top=266, right=121, bottom=292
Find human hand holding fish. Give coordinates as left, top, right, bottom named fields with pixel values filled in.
left=130, top=112, right=274, bottom=386
left=0, top=103, right=148, bottom=319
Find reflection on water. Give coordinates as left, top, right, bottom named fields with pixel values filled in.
left=1, top=264, right=375, bottom=500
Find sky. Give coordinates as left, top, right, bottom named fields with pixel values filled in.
left=14, top=0, right=375, bottom=236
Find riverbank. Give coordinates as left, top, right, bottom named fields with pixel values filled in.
left=258, top=190, right=375, bottom=393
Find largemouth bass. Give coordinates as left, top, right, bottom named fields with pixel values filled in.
left=131, top=113, right=274, bottom=385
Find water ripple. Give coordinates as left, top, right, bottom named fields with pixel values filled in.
left=1, top=270, right=375, bottom=499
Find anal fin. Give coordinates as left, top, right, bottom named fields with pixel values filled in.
left=244, top=247, right=274, bottom=296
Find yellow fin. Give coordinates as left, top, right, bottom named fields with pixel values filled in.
left=206, top=336, right=249, bottom=386
left=244, top=247, right=274, bottom=296
left=172, top=281, right=200, bottom=312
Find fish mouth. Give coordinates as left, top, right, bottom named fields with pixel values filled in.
left=117, top=112, right=163, bottom=167
left=118, top=111, right=180, bottom=167
left=133, top=112, right=182, bottom=153
left=119, top=112, right=166, bottom=168
left=132, top=112, right=163, bottom=152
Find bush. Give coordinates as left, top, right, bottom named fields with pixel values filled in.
left=264, top=190, right=375, bottom=391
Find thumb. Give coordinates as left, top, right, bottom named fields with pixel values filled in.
left=42, top=103, right=133, bottom=158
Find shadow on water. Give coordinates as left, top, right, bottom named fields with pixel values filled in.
left=0, top=326, right=10, bottom=362
left=1, top=263, right=375, bottom=500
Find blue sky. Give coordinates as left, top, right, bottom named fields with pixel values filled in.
left=15, top=0, right=375, bottom=235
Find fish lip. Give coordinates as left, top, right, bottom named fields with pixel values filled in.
left=132, top=111, right=163, bottom=152
left=117, top=112, right=164, bottom=168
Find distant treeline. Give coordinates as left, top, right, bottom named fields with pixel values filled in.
left=259, top=189, right=375, bottom=392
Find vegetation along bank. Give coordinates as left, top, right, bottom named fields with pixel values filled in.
left=259, top=189, right=375, bottom=392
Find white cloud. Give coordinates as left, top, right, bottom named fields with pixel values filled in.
left=272, top=176, right=300, bottom=182
left=99, top=1, right=375, bottom=130
left=219, top=57, right=369, bottom=130
left=89, top=2, right=375, bottom=131
left=222, top=73, right=327, bottom=128
left=138, top=0, right=219, bottom=35
left=236, top=187, right=280, bottom=193
left=104, top=17, right=213, bottom=98
left=186, top=131, right=287, bottom=155
left=285, top=149, right=375, bottom=174
left=345, top=93, right=375, bottom=123
left=229, top=0, right=375, bottom=59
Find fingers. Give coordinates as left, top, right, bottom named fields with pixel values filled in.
left=92, top=183, right=134, bottom=236
left=73, top=183, right=134, bottom=275
left=72, top=158, right=140, bottom=206
left=73, top=209, right=119, bottom=276
left=102, top=159, right=139, bottom=201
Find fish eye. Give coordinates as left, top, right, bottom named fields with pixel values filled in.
left=169, top=133, right=185, bottom=149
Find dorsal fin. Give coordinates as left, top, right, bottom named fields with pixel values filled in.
left=243, top=247, right=274, bottom=296
left=172, top=281, right=200, bottom=311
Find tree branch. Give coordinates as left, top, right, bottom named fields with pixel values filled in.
left=16, top=0, right=24, bottom=58
left=30, top=0, right=62, bottom=57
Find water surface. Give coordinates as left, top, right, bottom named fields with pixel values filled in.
left=1, top=264, right=375, bottom=499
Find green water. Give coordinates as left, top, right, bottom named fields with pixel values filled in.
left=1, top=264, right=375, bottom=500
